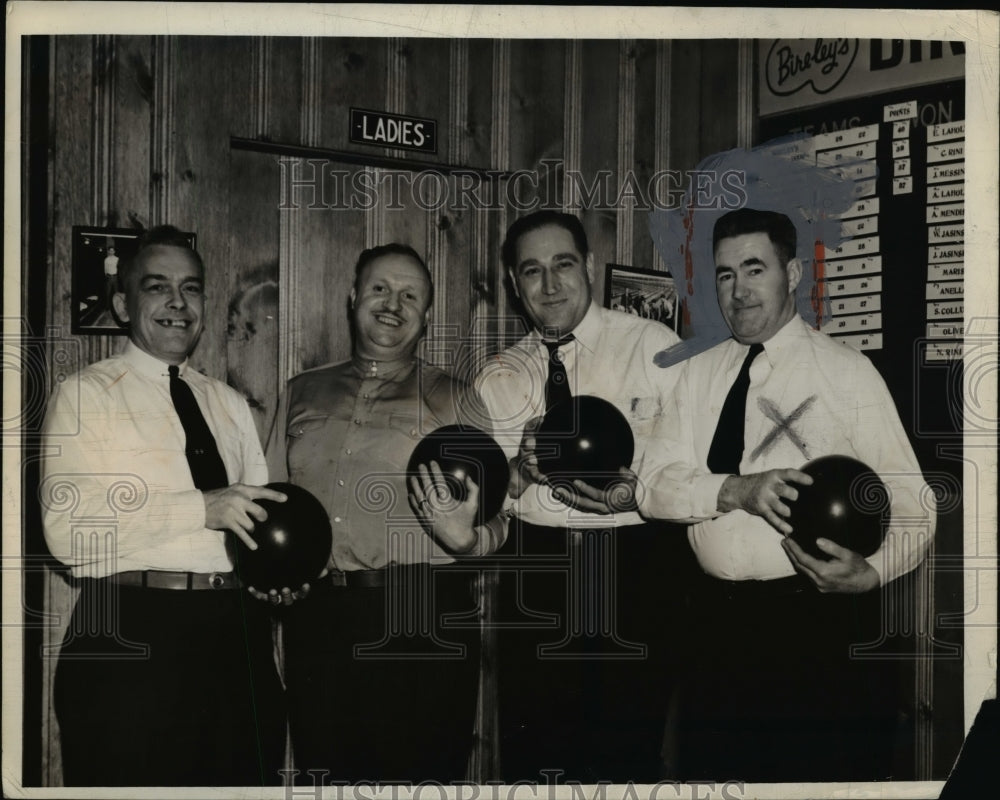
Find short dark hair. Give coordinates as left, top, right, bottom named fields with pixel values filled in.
left=501, top=210, right=589, bottom=270
left=119, top=225, right=203, bottom=292
left=353, top=243, right=434, bottom=307
left=713, top=208, right=797, bottom=267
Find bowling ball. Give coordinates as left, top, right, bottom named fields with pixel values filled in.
left=786, top=455, right=889, bottom=560
left=234, top=482, right=332, bottom=591
left=406, top=424, right=510, bottom=526
left=535, top=395, right=635, bottom=491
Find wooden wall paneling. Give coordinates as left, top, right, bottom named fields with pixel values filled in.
left=507, top=38, right=566, bottom=211
left=316, top=37, right=388, bottom=153
left=489, top=40, right=515, bottom=350
left=464, top=39, right=501, bottom=365
left=87, top=35, right=117, bottom=365
left=230, top=35, right=303, bottom=437
left=300, top=37, right=322, bottom=148
left=465, top=39, right=495, bottom=172
left=44, top=35, right=97, bottom=787
left=262, top=38, right=304, bottom=143
left=149, top=35, right=173, bottom=226
left=652, top=41, right=673, bottom=275
left=170, top=36, right=254, bottom=381
left=226, top=149, right=281, bottom=441
left=380, top=39, right=427, bottom=259
left=563, top=38, right=583, bottom=217
left=698, top=40, right=740, bottom=159
left=667, top=40, right=704, bottom=176
left=631, top=39, right=659, bottom=272
left=112, top=35, right=153, bottom=230
left=404, top=38, right=453, bottom=166
left=410, top=38, right=466, bottom=368
left=504, top=39, right=566, bottom=345
left=736, top=39, right=756, bottom=150
left=615, top=40, right=638, bottom=270
left=469, top=38, right=510, bottom=783
left=282, top=161, right=365, bottom=373
left=578, top=39, right=619, bottom=292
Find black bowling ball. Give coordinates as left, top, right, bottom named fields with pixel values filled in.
left=406, top=424, right=510, bottom=525
left=787, top=455, right=889, bottom=559
left=535, top=395, right=635, bottom=491
left=234, top=482, right=332, bottom=591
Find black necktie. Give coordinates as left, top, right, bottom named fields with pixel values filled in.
left=168, top=365, right=229, bottom=490
left=543, top=335, right=574, bottom=411
left=707, top=342, right=764, bottom=475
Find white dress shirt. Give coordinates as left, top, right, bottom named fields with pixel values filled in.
left=476, top=301, right=681, bottom=528
left=639, top=315, right=935, bottom=585
left=41, top=341, right=267, bottom=578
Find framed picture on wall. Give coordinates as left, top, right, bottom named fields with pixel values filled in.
left=604, top=263, right=680, bottom=333
left=70, top=227, right=196, bottom=335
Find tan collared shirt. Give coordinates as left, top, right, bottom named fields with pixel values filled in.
left=267, top=357, right=503, bottom=571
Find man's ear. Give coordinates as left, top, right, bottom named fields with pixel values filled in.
left=786, top=258, right=803, bottom=294
left=349, top=288, right=356, bottom=309
left=585, top=252, right=595, bottom=284
left=508, top=268, right=520, bottom=299
left=111, top=292, right=130, bottom=324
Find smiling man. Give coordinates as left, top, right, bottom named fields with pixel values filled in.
left=476, top=210, right=687, bottom=783
left=638, top=208, right=936, bottom=781
left=266, top=244, right=505, bottom=783
left=41, top=226, right=286, bottom=786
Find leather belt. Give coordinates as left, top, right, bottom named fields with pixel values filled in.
left=103, top=570, right=241, bottom=591
left=322, top=564, right=440, bottom=589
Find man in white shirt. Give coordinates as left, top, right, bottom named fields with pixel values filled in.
left=639, top=207, right=936, bottom=781
left=477, top=210, right=688, bottom=783
left=41, top=226, right=287, bottom=786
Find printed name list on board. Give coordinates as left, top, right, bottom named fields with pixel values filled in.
left=924, top=119, right=964, bottom=362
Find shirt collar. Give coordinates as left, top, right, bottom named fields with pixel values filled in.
left=350, top=353, right=418, bottom=381
left=531, top=300, right=601, bottom=355
left=122, top=340, right=190, bottom=379
left=747, top=314, right=807, bottom=366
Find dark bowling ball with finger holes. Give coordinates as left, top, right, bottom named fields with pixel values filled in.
left=406, top=424, right=510, bottom=526
left=535, top=395, right=635, bottom=492
left=786, top=455, right=889, bottom=560
left=234, top=482, right=332, bottom=592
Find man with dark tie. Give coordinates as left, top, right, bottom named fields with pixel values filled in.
left=40, top=226, right=287, bottom=786
left=638, top=207, right=936, bottom=781
left=265, top=243, right=506, bottom=783
left=476, top=210, right=686, bottom=783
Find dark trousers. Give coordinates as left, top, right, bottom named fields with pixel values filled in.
left=495, top=521, right=692, bottom=784
left=282, top=566, right=480, bottom=784
left=54, top=580, right=286, bottom=786
left=679, top=573, right=900, bottom=783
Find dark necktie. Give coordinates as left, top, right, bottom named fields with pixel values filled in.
left=706, top=342, right=764, bottom=475
left=543, top=335, right=574, bottom=411
left=168, top=365, right=230, bottom=490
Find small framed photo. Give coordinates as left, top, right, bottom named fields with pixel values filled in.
left=604, top=263, right=680, bottom=333
left=71, top=227, right=195, bottom=335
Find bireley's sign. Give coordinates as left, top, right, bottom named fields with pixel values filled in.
left=760, top=39, right=965, bottom=117
left=350, top=107, right=438, bottom=153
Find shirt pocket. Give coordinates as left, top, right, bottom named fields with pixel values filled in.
left=287, top=415, right=329, bottom=439
left=626, top=395, right=660, bottom=423
left=387, top=412, right=423, bottom=441
left=285, top=415, right=339, bottom=475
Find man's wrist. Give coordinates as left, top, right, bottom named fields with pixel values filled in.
left=716, top=474, right=740, bottom=513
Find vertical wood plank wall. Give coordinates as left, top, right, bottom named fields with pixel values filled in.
left=32, top=35, right=742, bottom=785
